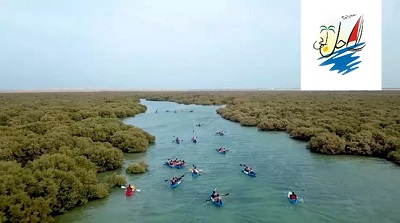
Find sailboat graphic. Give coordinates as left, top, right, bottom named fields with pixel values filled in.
left=314, top=15, right=366, bottom=75
left=347, top=15, right=365, bottom=51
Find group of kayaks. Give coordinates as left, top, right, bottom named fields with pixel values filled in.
left=166, top=129, right=299, bottom=206
left=173, top=130, right=226, bottom=144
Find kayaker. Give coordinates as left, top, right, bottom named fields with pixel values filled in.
left=175, top=137, right=180, bottom=142
left=219, top=147, right=226, bottom=152
left=171, top=176, right=181, bottom=184
left=290, top=192, right=297, bottom=200
left=244, top=166, right=250, bottom=172
left=127, top=184, right=132, bottom=192
left=192, top=166, right=198, bottom=174
left=214, top=194, right=221, bottom=202
left=211, top=191, right=217, bottom=198
left=179, top=160, right=185, bottom=166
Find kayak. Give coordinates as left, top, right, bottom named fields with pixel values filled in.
left=174, top=140, right=181, bottom=144
left=242, top=169, right=256, bottom=177
left=209, top=192, right=223, bottom=207
left=216, top=132, right=224, bottom=136
left=192, top=172, right=199, bottom=178
left=287, top=191, right=299, bottom=204
left=215, top=149, right=227, bottom=154
left=170, top=180, right=181, bottom=189
left=164, top=162, right=186, bottom=169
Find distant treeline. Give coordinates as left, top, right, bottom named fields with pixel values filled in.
left=140, top=91, right=400, bottom=165
left=0, top=93, right=155, bottom=222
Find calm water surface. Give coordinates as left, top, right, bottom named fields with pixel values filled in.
left=56, top=100, right=400, bottom=223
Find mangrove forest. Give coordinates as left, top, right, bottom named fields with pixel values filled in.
left=1, top=90, right=400, bottom=222
left=0, top=92, right=155, bottom=222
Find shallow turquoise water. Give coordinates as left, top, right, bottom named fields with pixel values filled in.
left=56, top=100, right=400, bottom=223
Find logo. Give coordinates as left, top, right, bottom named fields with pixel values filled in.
left=312, top=15, right=365, bottom=75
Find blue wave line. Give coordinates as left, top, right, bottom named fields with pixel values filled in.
left=318, top=42, right=365, bottom=75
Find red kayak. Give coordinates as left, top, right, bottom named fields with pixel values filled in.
left=126, top=190, right=134, bottom=196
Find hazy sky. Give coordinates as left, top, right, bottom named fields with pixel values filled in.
left=0, top=0, right=398, bottom=90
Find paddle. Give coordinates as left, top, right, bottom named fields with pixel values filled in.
left=206, top=193, right=230, bottom=202
left=164, top=175, right=185, bottom=182
left=188, top=168, right=203, bottom=171
left=121, top=185, right=141, bottom=192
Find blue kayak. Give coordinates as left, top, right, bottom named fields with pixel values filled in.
left=170, top=180, right=181, bottom=189
left=242, top=169, right=256, bottom=177
left=209, top=192, right=223, bottom=207
left=164, top=162, right=186, bottom=169
left=192, top=172, right=199, bottom=178
left=215, top=149, right=227, bottom=154
left=287, top=192, right=299, bottom=204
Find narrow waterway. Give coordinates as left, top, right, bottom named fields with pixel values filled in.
left=56, top=100, right=400, bottom=223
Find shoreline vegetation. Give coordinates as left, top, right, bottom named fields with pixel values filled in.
left=126, top=161, right=149, bottom=174
left=0, top=93, right=155, bottom=222
left=1, top=90, right=399, bottom=222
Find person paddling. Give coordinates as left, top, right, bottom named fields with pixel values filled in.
left=214, top=194, right=222, bottom=202
left=211, top=190, right=217, bottom=198
left=171, top=177, right=177, bottom=184
left=127, top=184, right=133, bottom=193
left=192, top=166, right=198, bottom=174
left=171, top=176, right=182, bottom=185
left=289, top=192, right=297, bottom=200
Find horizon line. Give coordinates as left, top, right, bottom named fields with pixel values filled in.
left=0, top=88, right=399, bottom=93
